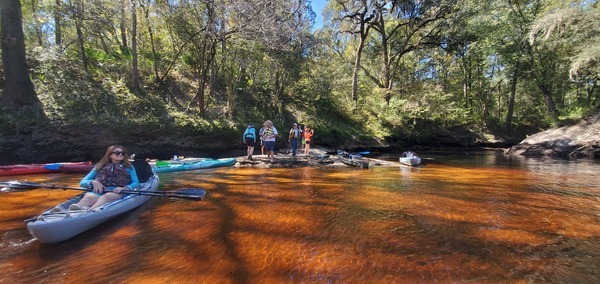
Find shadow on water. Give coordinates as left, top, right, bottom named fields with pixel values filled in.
left=0, top=151, right=599, bottom=282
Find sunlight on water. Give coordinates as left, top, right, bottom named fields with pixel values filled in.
left=0, top=151, right=599, bottom=282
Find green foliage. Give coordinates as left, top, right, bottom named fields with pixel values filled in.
left=8, top=0, right=597, bottom=151
left=30, top=47, right=102, bottom=122
left=28, top=47, right=164, bottom=128
left=182, top=54, right=197, bottom=66
left=85, top=48, right=112, bottom=65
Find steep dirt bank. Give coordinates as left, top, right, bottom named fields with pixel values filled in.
left=0, top=124, right=238, bottom=165
left=0, top=125, right=510, bottom=165
left=4, top=115, right=590, bottom=165
left=506, top=111, right=600, bottom=158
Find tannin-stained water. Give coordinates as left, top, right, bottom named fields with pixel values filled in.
left=0, top=151, right=598, bottom=283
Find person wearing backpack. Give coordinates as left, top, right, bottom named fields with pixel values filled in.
left=243, top=123, right=257, bottom=160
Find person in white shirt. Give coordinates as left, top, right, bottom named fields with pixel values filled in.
left=261, top=120, right=278, bottom=162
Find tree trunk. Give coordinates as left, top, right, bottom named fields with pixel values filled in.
left=206, top=2, right=217, bottom=113
left=75, top=24, right=87, bottom=70
left=197, top=45, right=208, bottom=114
left=30, top=0, right=43, bottom=46
left=147, top=17, right=159, bottom=82
left=188, top=75, right=206, bottom=113
left=505, top=69, right=518, bottom=131
left=349, top=4, right=372, bottom=103
left=139, top=1, right=159, bottom=82
left=377, top=14, right=390, bottom=93
left=131, top=0, right=139, bottom=91
left=460, top=55, right=469, bottom=108
left=537, top=83, right=560, bottom=123
left=0, top=0, right=44, bottom=115
left=54, top=0, right=62, bottom=46
left=207, top=41, right=217, bottom=111
left=120, top=1, right=128, bottom=54
left=185, top=45, right=208, bottom=114
left=463, top=75, right=468, bottom=108
left=588, top=81, right=598, bottom=107
left=351, top=36, right=365, bottom=102
left=382, top=28, right=392, bottom=105
left=74, top=0, right=88, bottom=71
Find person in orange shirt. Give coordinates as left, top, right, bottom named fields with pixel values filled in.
left=303, top=126, right=314, bottom=155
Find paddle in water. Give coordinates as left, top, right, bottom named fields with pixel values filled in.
left=0, top=181, right=206, bottom=200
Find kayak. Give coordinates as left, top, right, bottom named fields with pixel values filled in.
left=0, top=164, right=51, bottom=176
left=152, top=157, right=236, bottom=173
left=399, top=156, right=421, bottom=166
left=399, top=151, right=422, bottom=166
left=26, top=160, right=159, bottom=244
left=339, top=156, right=369, bottom=169
left=337, top=150, right=369, bottom=169
left=56, top=164, right=95, bottom=173
left=43, top=162, right=93, bottom=171
left=153, top=157, right=212, bottom=167
left=59, top=157, right=185, bottom=173
left=0, top=161, right=92, bottom=176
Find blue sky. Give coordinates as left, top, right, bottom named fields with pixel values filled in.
left=311, top=0, right=327, bottom=29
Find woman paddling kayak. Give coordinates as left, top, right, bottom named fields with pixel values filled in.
left=27, top=158, right=159, bottom=244
left=53, top=145, right=139, bottom=212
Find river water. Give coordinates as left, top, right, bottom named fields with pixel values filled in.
left=0, top=150, right=598, bottom=283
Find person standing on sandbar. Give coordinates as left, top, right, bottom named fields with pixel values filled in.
left=262, top=120, right=278, bottom=163
left=243, top=123, right=257, bottom=160
left=303, top=126, right=314, bottom=155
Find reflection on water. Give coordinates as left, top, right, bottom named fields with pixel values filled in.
left=0, top=151, right=599, bottom=282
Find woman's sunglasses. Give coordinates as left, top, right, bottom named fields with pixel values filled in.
left=112, top=151, right=125, bottom=156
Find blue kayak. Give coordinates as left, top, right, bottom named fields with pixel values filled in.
left=152, top=158, right=236, bottom=173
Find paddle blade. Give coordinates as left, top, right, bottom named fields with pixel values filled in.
left=0, top=181, right=39, bottom=192
left=168, top=188, right=207, bottom=200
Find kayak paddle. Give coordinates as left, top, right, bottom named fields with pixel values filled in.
left=0, top=181, right=206, bottom=201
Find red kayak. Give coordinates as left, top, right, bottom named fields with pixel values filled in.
left=0, top=161, right=92, bottom=176
left=57, top=163, right=94, bottom=173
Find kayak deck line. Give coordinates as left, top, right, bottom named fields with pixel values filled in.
left=30, top=193, right=135, bottom=222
